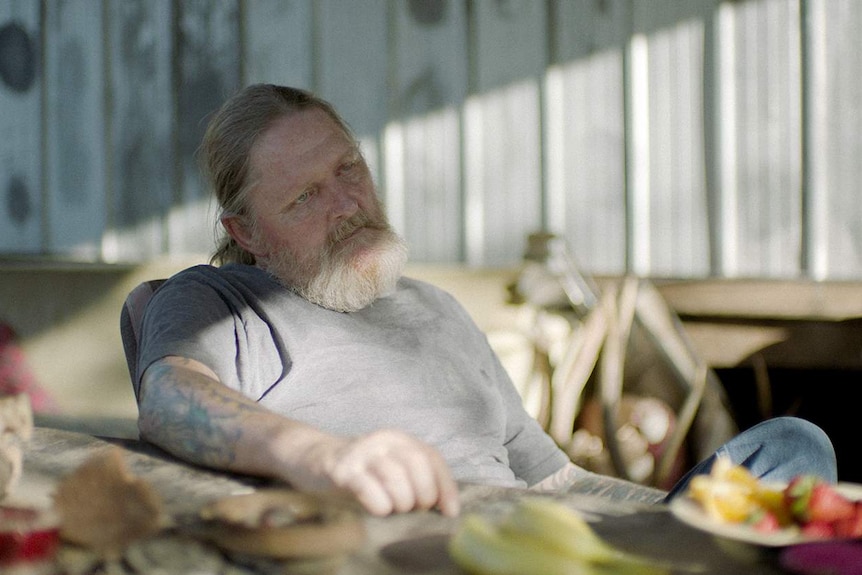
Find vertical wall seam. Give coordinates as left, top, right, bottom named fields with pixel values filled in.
left=621, top=0, right=635, bottom=274
left=38, top=0, right=48, bottom=254
left=102, top=0, right=114, bottom=261
left=798, top=0, right=811, bottom=276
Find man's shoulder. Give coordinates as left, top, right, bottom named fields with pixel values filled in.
left=167, top=262, right=216, bottom=279
left=154, top=264, right=282, bottom=304
left=167, top=263, right=270, bottom=285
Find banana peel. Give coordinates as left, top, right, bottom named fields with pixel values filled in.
left=449, top=497, right=668, bottom=575
left=449, top=514, right=593, bottom=575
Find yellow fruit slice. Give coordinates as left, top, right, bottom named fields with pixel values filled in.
left=686, top=457, right=789, bottom=526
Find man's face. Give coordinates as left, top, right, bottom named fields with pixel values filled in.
left=233, top=107, right=407, bottom=311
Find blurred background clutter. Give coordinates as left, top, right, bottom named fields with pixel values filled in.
left=2, top=0, right=862, bottom=486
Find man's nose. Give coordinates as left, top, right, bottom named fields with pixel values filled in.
left=328, top=182, right=360, bottom=219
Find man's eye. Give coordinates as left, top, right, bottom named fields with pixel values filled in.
left=293, top=189, right=314, bottom=206
left=339, top=159, right=363, bottom=180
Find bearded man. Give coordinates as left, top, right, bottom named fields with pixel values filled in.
left=134, top=84, right=836, bottom=518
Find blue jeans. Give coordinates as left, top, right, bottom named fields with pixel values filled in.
left=663, top=416, right=838, bottom=502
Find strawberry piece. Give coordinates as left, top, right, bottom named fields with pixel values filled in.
left=802, top=520, right=836, bottom=539
left=752, top=511, right=781, bottom=533
left=808, top=483, right=856, bottom=524
left=834, top=503, right=862, bottom=539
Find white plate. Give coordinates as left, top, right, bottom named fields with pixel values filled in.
left=670, top=482, right=862, bottom=547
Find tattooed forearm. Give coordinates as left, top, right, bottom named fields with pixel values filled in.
left=138, top=359, right=263, bottom=470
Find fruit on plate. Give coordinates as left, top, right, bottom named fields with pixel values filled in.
left=688, top=457, right=788, bottom=529
left=785, top=475, right=862, bottom=538
left=448, top=497, right=667, bottom=575
left=686, top=457, right=862, bottom=538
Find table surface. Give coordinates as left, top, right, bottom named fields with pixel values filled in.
left=9, top=426, right=791, bottom=574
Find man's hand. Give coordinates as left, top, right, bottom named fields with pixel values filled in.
left=281, top=429, right=461, bottom=517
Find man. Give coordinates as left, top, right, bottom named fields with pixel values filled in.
left=134, top=84, right=836, bottom=517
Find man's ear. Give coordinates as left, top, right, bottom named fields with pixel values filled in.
left=221, top=214, right=264, bottom=258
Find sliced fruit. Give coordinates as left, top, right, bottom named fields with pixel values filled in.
left=807, top=483, right=856, bottom=524
left=800, top=520, right=835, bottom=539
left=749, top=510, right=781, bottom=533
left=785, top=475, right=819, bottom=523
left=833, top=504, right=862, bottom=538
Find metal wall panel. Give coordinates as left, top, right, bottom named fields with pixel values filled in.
left=243, top=0, right=313, bottom=89
left=547, top=0, right=628, bottom=276
left=10, top=0, right=862, bottom=281
left=717, top=0, right=802, bottom=278
left=386, top=0, right=468, bottom=262
left=465, top=0, right=546, bottom=266
left=168, top=0, right=241, bottom=256
left=630, top=0, right=713, bottom=278
left=806, top=0, right=862, bottom=279
left=0, top=1, right=41, bottom=253
left=44, top=0, right=106, bottom=259
left=316, top=0, right=388, bottom=184
left=105, top=0, right=173, bottom=261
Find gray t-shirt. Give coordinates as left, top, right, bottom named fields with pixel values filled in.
left=137, top=264, right=568, bottom=487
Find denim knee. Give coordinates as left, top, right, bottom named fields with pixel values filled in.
left=763, top=416, right=837, bottom=482
left=663, top=416, right=837, bottom=502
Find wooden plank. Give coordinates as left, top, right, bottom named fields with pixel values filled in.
left=717, top=0, right=802, bottom=278
left=465, top=0, right=546, bottom=266
left=168, top=0, right=241, bottom=256
left=805, top=0, right=862, bottom=279
left=656, top=278, right=862, bottom=321
left=44, top=0, right=106, bottom=259
left=0, top=2, right=41, bottom=253
left=547, top=0, right=627, bottom=276
left=629, top=0, right=714, bottom=278
left=243, top=0, right=313, bottom=89
left=316, top=0, right=388, bottom=183
left=387, top=0, right=468, bottom=262
left=105, top=0, right=173, bottom=262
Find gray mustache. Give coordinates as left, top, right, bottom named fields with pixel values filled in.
left=330, top=212, right=387, bottom=245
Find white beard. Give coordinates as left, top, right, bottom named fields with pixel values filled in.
left=294, top=231, right=408, bottom=312
left=261, top=214, right=408, bottom=312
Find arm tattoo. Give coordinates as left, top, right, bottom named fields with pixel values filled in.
left=139, top=360, right=260, bottom=469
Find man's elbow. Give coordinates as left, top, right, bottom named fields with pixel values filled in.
left=135, top=397, right=160, bottom=445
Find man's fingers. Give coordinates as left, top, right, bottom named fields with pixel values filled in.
left=369, top=458, right=417, bottom=514
left=321, top=430, right=460, bottom=517
left=429, top=450, right=460, bottom=517
left=343, top=471, right=394, bottom=516
left=385, top=439, right=459, bottom=515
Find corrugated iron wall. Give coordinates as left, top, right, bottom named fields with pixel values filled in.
left=0, top=0, right=860, bottom=279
